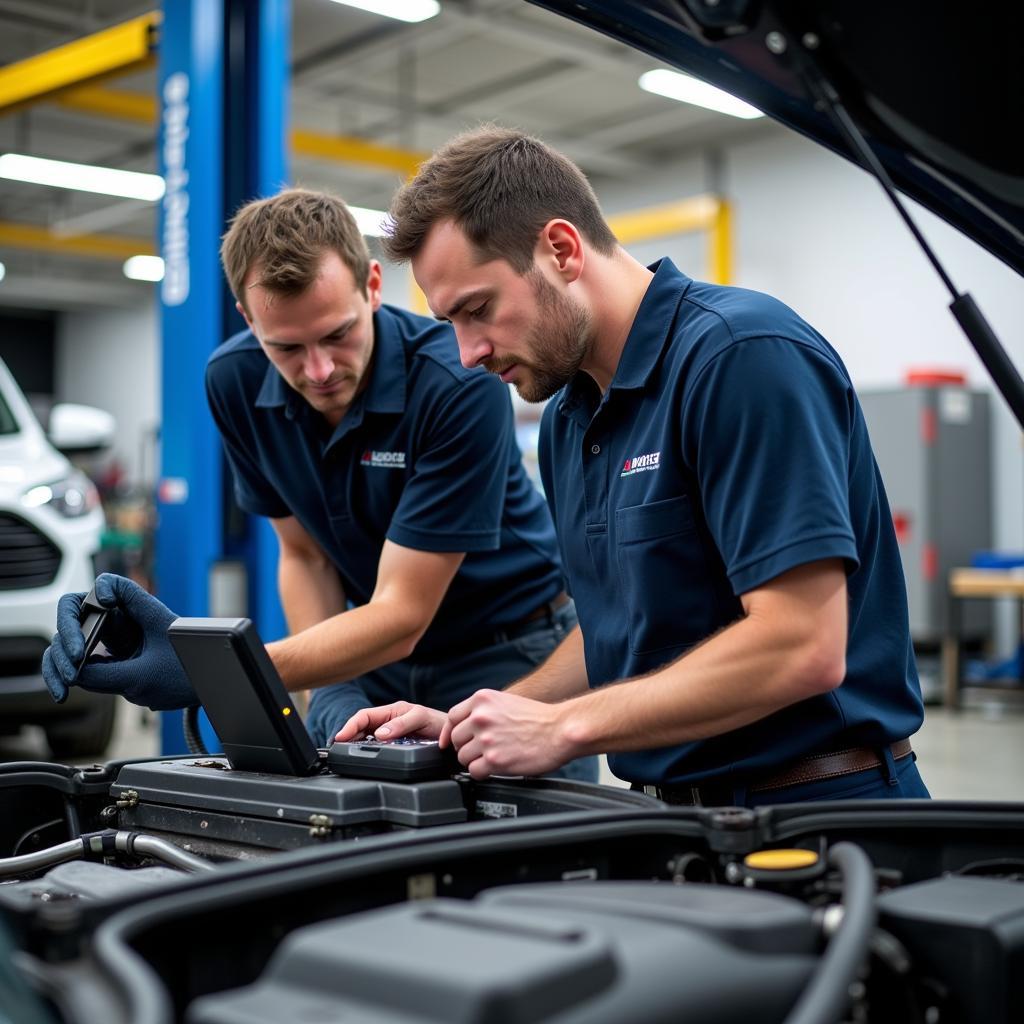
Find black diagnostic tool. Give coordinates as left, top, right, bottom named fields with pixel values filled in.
left=327, top=737, right=459, bottom=782
left=73, top=585, right=109, bottom=683
left=167, top=617, right=321, bottom=776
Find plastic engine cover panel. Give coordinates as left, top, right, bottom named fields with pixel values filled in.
left=186, top=882, right=816, bottom=1024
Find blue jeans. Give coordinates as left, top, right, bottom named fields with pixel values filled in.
left=307, top=599, right=598, bottom=783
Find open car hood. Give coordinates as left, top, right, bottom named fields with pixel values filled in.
left=532, top=1, right=1024, bottom=277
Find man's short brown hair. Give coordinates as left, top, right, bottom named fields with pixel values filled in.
left=221, top=188, right=370, bottom=312
left=383, top=125, right=617, bottom=272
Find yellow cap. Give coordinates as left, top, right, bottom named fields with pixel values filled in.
left=744, top=848, right=819, bottom=871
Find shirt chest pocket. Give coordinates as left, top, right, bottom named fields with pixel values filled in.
left=614, top=494, right=718, bottom=656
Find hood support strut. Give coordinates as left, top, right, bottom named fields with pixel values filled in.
left=772, top=30, right=1024, bottom=429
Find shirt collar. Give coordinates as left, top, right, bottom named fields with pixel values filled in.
left=558, top=258, right=691, bottom=422
left=361, top=306, right=407, bottom=416
left=254, top=343, right=298, bottom=417
left=608, top=257, right=690, bottom=390
left=251, top=307, right=408, bottom=424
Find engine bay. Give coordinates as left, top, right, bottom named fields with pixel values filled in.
left=3, top=756, right=1024, bottom=1023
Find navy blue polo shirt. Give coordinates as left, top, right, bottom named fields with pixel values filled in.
left=539, top=259, right=923, bottom=786
left=206, top=304, right=563, bottom=658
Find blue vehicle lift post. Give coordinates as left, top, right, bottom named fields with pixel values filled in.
left=157, top=0, right=290, bottom=754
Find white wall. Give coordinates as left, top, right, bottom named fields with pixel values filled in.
left=55, top=299, right=161, bottom=484
left=595, top=132, right=1024, bottom=557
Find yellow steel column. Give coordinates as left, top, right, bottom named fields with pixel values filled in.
left=708, top=198, right=733, bottom=285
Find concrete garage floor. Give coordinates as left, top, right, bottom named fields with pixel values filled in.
left=1, top=701, right=1022, bottom=801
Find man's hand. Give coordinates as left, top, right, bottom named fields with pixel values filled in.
left=440, top=689, right=575, bottom=780
left=335, top=701, right=447, bottom=742
left=41, top=573, right=198, bottom=711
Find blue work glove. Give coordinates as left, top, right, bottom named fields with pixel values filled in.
left=42, top=573, right=198, bottom=711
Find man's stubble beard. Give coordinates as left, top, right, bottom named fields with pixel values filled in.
left=508, top=270, right=593, bottom=403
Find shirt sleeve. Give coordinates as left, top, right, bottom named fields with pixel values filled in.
left=205, top=361, right=291, bottom=519
left=681, top=336, right=860, bottom=595
left=386, top=370, right=513, bottom=553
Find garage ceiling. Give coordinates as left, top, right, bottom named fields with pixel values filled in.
left=0, top=0, right=778, bottom=312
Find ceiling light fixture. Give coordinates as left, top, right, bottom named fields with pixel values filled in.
left=325, top=0, right=440, bottom=24
left=0, top=153, right=165, bottom=201
left=123, top=255, right=164, bottom=282
left=639, top=69, right=764, bottom=120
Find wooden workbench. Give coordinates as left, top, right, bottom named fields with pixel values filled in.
left=942, top=567, right=1024, bottom=709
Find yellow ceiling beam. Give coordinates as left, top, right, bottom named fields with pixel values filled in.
left=608, top=195, right=721, bottom=245
left=50, top=86, right=428, bottom=177
left=55, top=82, right=158, bottom=123
left=0, top=221, right=153, bottom=261
left=291, top=129, right=427, bottom=177
left=609, top=194, right=732, bottom=286
left=0, top=12, right=160, bottom=114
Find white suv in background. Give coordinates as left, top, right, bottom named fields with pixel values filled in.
left=0, top=355, right=116, bottom=758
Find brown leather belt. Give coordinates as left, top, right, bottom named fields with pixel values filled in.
left=519, top=591, right=570, bottom=625
left=642, top=739, right=914, bottom=806
left=463, top=592, right=571, bottom=652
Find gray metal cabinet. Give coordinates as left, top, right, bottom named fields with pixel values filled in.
left=859, top=385, right=992, bottom=643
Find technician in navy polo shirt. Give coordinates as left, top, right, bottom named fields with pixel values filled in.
left=42, top=188, right=596, bottom=782
left=339, top=127, right=929, bottom=806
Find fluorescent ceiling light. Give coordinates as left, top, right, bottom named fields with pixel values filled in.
left=123, top=255, right=164, bottom=282
left=349, top=205, right=389, bottom=238
left=0, top=153, right=165, bottom=201
left=639, top=69, right=764, bottom=120
left=326, top=0, right=440, bottom=23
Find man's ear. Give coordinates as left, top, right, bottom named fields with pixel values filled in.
left=366, top=260, right=384, bottom=311
left=536, top=219, right=584, bottom=283
left=236, top=300, right=254, bottom=332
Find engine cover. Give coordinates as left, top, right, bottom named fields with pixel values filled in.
left=186, top=881, right=818, bottom=1024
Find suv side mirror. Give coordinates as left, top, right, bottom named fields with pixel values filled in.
left=47, top=403, right=116, bottom=454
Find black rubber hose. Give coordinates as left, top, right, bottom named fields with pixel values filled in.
left=63, top=796, right=81, bottom=838
left=782, top=841, right=877, bottom=1024
left=182, top=704, right=208, bottom=755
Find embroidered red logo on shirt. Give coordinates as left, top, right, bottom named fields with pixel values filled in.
left=620, top=451, right=661, bottom=477
left=361, top=450, right=406, bottom=469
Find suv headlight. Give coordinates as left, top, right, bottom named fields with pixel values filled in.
left=21, top=470, right=100, bottom=518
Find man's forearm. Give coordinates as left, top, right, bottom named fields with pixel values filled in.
left=555, top=566, right=848, bottom=758
left=269, top=598, right=427, bottom=692
left=505, top=625, right=589, bottom=702
left=278, top=549, right=346, bottom=634
left=275, top=548, right=396, bottom=692
left=270, top=539, right=463, bottom=694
